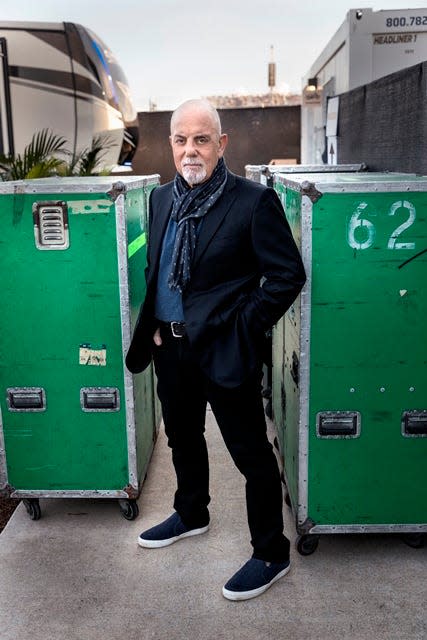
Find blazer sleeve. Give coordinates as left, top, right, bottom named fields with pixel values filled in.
left=238, top=187, right=306, bottom=332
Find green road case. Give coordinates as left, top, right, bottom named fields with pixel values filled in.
left=245, top=164, right=367, bottom=427
left=273, top=172, right=427, bottom=553
left=0, top=175, right=161, bottom=520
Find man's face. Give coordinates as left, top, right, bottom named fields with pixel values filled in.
left=170, top=107, right=228, bottom=186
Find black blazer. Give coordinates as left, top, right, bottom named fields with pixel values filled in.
left=126, top=171, right=306, bottom=388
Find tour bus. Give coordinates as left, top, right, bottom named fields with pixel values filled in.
left=0, top=21, right=139, bottom=169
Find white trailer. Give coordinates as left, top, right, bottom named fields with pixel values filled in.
left=0, top=21, right=138, bottom=170
left=301, top=7, right=427, bottom=164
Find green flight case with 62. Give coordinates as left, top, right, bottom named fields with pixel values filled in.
left=0, top=175, right=161, bottom=521
left=273, top=172, right=427, bottom=554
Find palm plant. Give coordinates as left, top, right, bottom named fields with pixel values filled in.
left=0, top=129, right=67, bottom=180
left=59, top=134, right=114, bottom=177
left=0, top=129, right=114, bottom=181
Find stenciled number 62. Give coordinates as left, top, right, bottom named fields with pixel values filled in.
left=347, top=200, right=416, bottom=250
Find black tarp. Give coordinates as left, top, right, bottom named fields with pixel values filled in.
left=338, top=61, right=427, bottom=174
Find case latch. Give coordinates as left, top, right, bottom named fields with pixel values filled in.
left=316, top=411, right=360, bottom=438
left=80, top=387, right=120, bottom=412
left=7, top=387, right=46, bottom=411
left=402, top=410, right=427, bottom=437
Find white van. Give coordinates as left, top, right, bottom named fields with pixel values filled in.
left=0, top=21, right=138, bottom=169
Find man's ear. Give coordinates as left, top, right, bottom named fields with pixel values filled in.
left=218, top=133, right=228, bottom=156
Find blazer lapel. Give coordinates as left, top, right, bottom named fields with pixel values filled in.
left=192, top=172, right=237, bottom=269
left=148, top=184, right=173, bottom=272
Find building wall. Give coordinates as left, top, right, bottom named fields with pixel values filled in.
left=338, top=61, right=427, bottom=173
left=132, top=106, right=300, bottom=183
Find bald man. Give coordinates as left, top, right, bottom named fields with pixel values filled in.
left=126, top=99, right=306, bottom=600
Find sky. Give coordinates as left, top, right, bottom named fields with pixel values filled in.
left=2, top=0, right=427, bottom=111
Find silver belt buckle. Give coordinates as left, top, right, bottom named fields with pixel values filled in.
left=171, top=322, right=185, bottom=338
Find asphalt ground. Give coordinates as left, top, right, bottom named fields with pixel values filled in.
left=0, top=409, right=426, bottom=640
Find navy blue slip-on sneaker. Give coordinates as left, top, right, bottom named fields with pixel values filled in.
left=137, top=512, right=209, bottom=548
left=222, top=557, right=291, bottom=601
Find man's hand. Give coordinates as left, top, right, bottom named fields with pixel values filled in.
left=153, top=328, right=162, bottom=346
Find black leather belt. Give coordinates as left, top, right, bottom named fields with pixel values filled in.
left=158, top=321, right=186, bottom=338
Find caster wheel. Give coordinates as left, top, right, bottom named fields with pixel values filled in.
left=296, top=534, right=319, bottom=556
left=23, top=499, right=41, bottom=521
left=119, top=499, right=139, bottom=521
left=401, top=533, right=425, bottom=549
left=284, top=492, right=292, bottom=508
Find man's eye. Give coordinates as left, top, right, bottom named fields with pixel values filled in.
left=196, top=137, right=209, bottom=145
left=175, top=138, right=185, bottom=145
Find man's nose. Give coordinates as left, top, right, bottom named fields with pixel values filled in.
left=184, top=139, right=197, bottom=155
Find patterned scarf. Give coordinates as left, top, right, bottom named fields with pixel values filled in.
left=168, top=157, right=228, bottom=292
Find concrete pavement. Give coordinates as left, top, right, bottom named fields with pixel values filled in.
left=0, top=408, right=426, bottom=640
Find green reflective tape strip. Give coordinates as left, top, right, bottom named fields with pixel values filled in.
left=128, top=232, right=146, bottom=259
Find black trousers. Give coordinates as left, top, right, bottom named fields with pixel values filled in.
left=152, top=328, right=290, bottom=563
